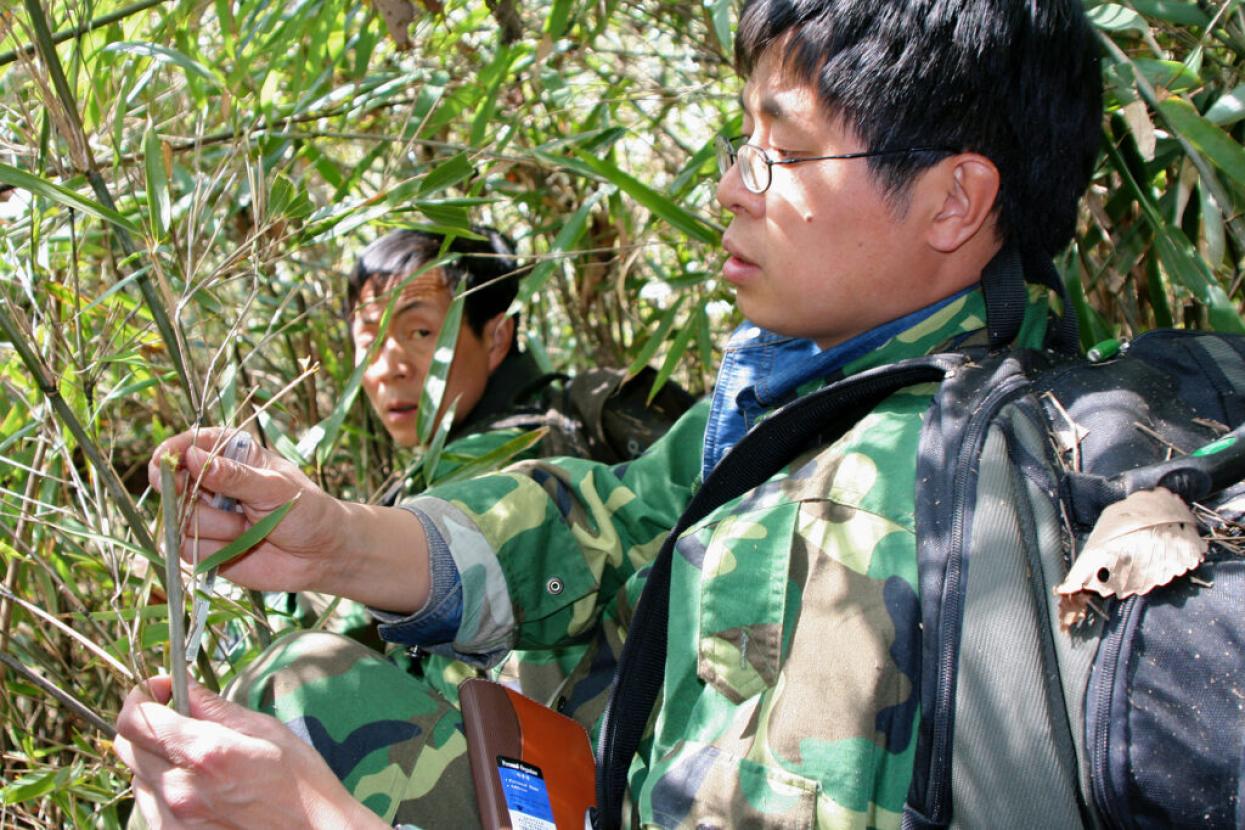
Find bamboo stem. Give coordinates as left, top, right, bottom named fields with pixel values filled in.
left=0, top=300, right=162, bottom=580
left=0, top=649, right=116, bottom=738
left=22, top=0, right=200, bottom=411
left=159, top=455, right=189, bottom=717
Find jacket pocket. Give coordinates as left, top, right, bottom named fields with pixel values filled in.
left=644, top=743, right=818, bottom=830
left=697, top=507, right=796, bottom=704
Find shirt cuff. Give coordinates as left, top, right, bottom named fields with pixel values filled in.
left=371, top=504, right=464, bottom=647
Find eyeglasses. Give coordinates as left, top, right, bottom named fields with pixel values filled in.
left=714, top=134, right=958, bottom=195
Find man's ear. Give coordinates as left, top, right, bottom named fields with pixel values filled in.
left=484, top=313, right=515, bottom=373
left=925, top=153, right=1000, bottom=254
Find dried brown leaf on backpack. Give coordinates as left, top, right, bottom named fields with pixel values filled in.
left=1055, top=487, right=1206, bottom=629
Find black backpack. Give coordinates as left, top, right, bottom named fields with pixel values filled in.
left=595, top=328, right=1245, bottom=829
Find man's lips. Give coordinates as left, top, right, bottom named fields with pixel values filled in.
left=385, top=402, right=419, bottom=419
left=721, top=241, right=760, bottom=284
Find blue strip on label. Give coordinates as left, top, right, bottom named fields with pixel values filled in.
left=497, top=755, right=555, bottom=830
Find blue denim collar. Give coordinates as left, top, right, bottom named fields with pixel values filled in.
left=701, top=287, right=973, bottom=479
left=740, top=286, right=974, bottom=411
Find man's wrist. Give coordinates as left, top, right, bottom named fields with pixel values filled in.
left=316, top=501, right=430, bottom=613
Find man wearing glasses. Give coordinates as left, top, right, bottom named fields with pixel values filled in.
left=116, top=0, right=1102, bottom=827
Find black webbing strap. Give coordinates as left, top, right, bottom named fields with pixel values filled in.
left=981, top=247, right=1081, bottom=357
left=592, top=354, right=966, bottom=829
left=980, top=247, right=1028, bottom=350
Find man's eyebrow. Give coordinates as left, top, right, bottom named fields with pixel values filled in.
left=736, top=91, right=788, bottom=122
left=759, top=93, right=786, bottom=120
left=394, top=298, right=430, bottom=318
left=355, top=298, right=430, bottom=326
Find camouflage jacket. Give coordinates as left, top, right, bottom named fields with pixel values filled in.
left=400, top=288, right=1050, bottom=828
left=383, top=349, right=692, bottom=718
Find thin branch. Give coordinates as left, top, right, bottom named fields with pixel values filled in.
left=0, top=0, right=173, bottom=66
left=0, top=582, right=134, bottom=681
left=0, top=300, right=161, bottom=580
left=0, top=649, right=116, bottom=739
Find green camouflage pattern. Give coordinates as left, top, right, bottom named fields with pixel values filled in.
left=232, top=289, right=1051, bottom=828
left=309, top=417, right=604, bottom=717
left=414, top=289, right=1049, bottom=828
left=226, top=630, right=480, bottom=827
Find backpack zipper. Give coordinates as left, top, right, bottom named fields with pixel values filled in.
left=927, top=369, right=1032, bottom=822
left=1088, top=595, right=1136, bottom=829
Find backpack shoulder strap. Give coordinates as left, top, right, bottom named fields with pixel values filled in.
left=593, top=353, right=967, bottom=830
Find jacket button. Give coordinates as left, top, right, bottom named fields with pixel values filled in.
left=546, top=578, right=564, bottom=595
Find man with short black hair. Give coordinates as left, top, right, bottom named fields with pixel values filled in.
left=308, top=227, right=690, bottom=710
left=116, top=1, right=1103, bottom=826
left=347, top=228, right=539, bottom=454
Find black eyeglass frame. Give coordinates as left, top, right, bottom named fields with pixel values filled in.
left=714, top=134, right=959, bottom=195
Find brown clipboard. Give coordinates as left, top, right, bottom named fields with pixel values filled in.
left=460, top=678, right=597, bottom=829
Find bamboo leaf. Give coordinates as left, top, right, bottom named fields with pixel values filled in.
left=0, top=163, right=137, bottom=232
left=1129, top=0, right=1210, bottom=27
left=1205, top=84, right=1245, bottom=126
left=143, top=125, right=170, bottom=238
left=573, top=151, right=720, bottom=246
left=708, top=0, right=733, bottom=54
left=627, top=294, right=687, bottom=375
left=2, top=769, right=60, bottom=805
left=432, top=428, right=548, bottom=486
left=416, top=296, right=463, bottom=444
left=1157, top=98, right=1245, bottom=191
left=420, top=398, right=458, bottom=483
left=1103, top=140, right=1245, bottom=333
left=194, top=498, right=297, bottom=574
left=546, top=0, right=575, bottom=38
left=470, top=45, right=517, bottom=146
left=1131, top=58, right=1200, bottom=93
left=418, top=152, right=475, bottom=197
left=651, top=301, right=700, bottom=402
left=1088, top=5, right=1150, bottom=35
left=101, top=41, right=224, bottom=87
left=518, top=188, right=611, bottom=304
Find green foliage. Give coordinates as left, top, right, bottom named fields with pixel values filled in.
left=0, top=0, right=1243, bottom=824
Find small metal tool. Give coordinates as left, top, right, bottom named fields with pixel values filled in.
left=184, top=431, right=253, bottom=665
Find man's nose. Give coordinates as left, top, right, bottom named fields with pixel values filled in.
left=716, top=160, right=762, bottom=216
left=371, top=336, right=412, bottom=380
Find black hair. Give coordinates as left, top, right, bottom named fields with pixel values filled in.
left=735, top=0, right=1102, bottom=258
left=347, top=228, right=520, bottom=335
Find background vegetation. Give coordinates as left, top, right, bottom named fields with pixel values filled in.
left=1, top=0, right=1244, bottom=825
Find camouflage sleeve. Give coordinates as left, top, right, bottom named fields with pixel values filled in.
left=408, top=399, right=709, bottom=655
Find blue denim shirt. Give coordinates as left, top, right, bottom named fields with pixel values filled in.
left=378, top=288, right=973, bottom=649
left=701, top=288, right=972, bottom=479
left=700, top=324, right=819, bottom=480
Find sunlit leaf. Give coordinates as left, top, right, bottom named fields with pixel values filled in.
left=574, top=151, right=720, bottom=246
left=416, top=296, right=463, bottom=444
left=0, top=164, right=137, bottom=232
left=628, top=294, right=687, bottom=375
left=101, top=42, right=224, bottom=88
left=193, top=498, right=297, bottom=574
left=419, top=153, right=476, bottom=197
left=1088, top=4, right=1150, bottom=35
left=708, top=0, right=733, bottom=54
left=1205, top=84, right=1245, bottom=126
left=143, top=126, right=171, bottom=239
left=1157, top=98, right=1245, bottom=192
